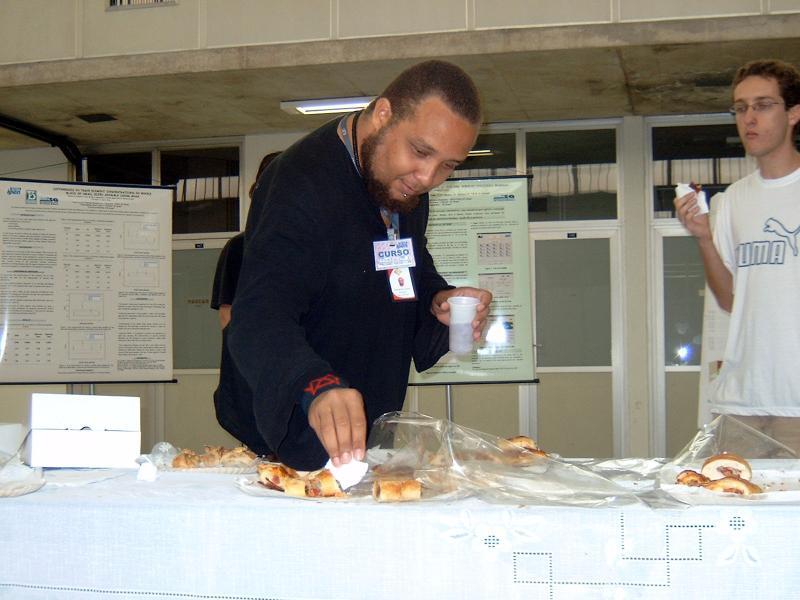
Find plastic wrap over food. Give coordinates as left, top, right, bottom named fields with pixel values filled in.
left=365, top=412, right=640, bottom=507
left=658, top=415, right=800, bottom=504
left=670, top=414, right=797, bottom=464
left=0, top=446, right=45, bottom=497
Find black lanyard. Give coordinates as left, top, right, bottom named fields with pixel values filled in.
left=339, top=111, right=398, bottom=239
left=339, top=111, right=362, bottom=176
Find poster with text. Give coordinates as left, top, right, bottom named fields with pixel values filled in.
left=410, top=177, right=535, bottom=385
left=0, top=178, right=173, bottom=383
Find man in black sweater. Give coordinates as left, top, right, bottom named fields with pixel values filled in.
left=227, top=60, right=492, bottom=470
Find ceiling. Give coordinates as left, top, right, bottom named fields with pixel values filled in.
left=1, top=15, right=799, bottom=156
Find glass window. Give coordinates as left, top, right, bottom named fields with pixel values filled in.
left=534, top=238, right=611, bottom=367
left=454, top=132, right=517, bottom=176
left=86, top=152, right=152, bottom=185
left=526, top=129, right=617, bottom=221
left=663, top=237, right=705, bottom=367
left=172, top=246, right=224, bottom=369
left=161, top=147, right=240, bottom=234
left=652, top=124, right=751, bottom=218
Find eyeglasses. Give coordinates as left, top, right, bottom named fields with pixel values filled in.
left=728, top=99, right=785, bottom=116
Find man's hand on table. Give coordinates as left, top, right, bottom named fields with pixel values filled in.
left=308, top=388, right=367, bottom=467
left=431, top=287, right=493, bottom=340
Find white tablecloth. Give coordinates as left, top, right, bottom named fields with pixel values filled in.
left=1, top=469, right=798, bottom=599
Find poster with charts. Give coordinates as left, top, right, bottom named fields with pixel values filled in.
left=410, top=176, right=535, bottom=385
left=0, top=178, right=173, bottom=383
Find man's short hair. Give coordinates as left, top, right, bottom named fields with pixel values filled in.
left=733, top=59, right=800, bottom=136
left=371, top=60, right=482, bottom=125
left=733, top=59, right=800, bottom=110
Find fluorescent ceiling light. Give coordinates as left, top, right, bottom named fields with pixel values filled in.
left=467, top=149, right=494, bottom=157
left=280, top=96, right=375, bottom=115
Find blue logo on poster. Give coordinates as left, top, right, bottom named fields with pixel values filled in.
left=7, top=187, right=21, bottom=195
left=25, top=190, right=37, bottom=203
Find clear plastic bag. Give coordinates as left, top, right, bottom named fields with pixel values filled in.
left=365, top=412, right=638, bottom=507
left=0, top=433, right=45, bottom=497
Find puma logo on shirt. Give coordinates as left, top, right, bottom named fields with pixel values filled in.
left=735, top=218, right=800, bottom=267
left=763, top=218, right=800, bottom=256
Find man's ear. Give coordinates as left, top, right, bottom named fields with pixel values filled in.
left=369, top=97, right=393, bottom=129
left=789, top=102, right=800, bottom=128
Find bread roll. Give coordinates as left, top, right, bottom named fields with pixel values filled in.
left=703, top=476, right=762, bottom=495
left=283, top=477, right=308, bottom=497
left=220, top=446, right=257, bottom=467
left=504, top=435, right=538, bottom=452
left=306, top=469, right=343, bottom=498
left=372, top=479, right=422, bottom=502
left=701, top=453, right=752, bottom=481
left=171, top=449, right=200, bottom=469
left=257, top=463, right=299, bottom=491
left=676, top=469, right=710, bottom=487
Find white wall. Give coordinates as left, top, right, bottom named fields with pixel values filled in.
left=0, top=147, right=71, bottom=182
left=2, top=0, right=798, bottom=66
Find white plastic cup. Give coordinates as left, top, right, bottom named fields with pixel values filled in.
left=448, top=296, right=479, bottom=355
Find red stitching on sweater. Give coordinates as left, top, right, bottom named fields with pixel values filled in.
left=304, top=374, right=341, bottom=396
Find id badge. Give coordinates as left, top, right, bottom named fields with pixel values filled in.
left=373, top=238, right=416, bottom=271
left=388, top=267, right=416, bottom=301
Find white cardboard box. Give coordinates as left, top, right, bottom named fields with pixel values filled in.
left=23, top=393, right=141, bottom=469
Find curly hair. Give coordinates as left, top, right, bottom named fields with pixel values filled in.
left=366, top=60, right=482, bottom=125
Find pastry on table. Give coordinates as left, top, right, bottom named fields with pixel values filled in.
left=172, top=449, right=200, bottom=469
left=258, top=465, right=343, bottom=498
left=503, top=435, right=539, bottom=453
left=676, top=469, right=711, bottom=487
left=283, top=477, right=308, bottom=498
left=372, top=479, right=422, bottom=502
left=499, top=435, right=548, bottom=466
left=305, top=469, right=344, bottom=498
left=198, top=445, right=224, bottom=467
left=171, top=445, right=256, bottom=469
left=220, top=446, right=257, bottom=467
left=700, top=453, right=752, bottom=481
left=257, top=463, right=299, bottom=491
left=702, top=476, right=762, bottom=495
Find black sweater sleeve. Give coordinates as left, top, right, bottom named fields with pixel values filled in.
left=228, top=172, right=338, bottom=453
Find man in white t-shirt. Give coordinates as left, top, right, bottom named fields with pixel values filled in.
left=675, top=59, right=800, bottom=452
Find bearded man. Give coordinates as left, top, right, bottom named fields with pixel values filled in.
left=227, top=60, right=493, bottom=470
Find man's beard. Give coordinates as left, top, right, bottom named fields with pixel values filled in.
left=360, top=127, right=420, bottom=215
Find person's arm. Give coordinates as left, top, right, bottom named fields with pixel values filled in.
left=674, top=190, right=733, bottom=312
left=228, top=177, right=365, bottom=467
left=218, top=304, right=232, bottom=329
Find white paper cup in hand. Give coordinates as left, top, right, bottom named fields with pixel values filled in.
left=448, top=296, right=479, bottom=355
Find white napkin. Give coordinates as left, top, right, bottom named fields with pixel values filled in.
left=325, top=458, right=368, bottom=490
left=675, top=183, right=708, bottom=214
left=136, top=460, right=159, bottom=482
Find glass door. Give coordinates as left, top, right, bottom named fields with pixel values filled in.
left=529, top=227, right=621, bottom=458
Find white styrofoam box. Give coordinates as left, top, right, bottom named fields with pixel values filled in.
left=27, top=393, right=140, bottom=432
left=23, top=393, right=141, bottom=469
left=0, top=422, right=25, bottom=455
left=25, top=430, right=141, bottom=469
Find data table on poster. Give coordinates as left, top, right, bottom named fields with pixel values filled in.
left=411, top=177, right=535, bottom=385
left=0, top=178, right=173, bottom=383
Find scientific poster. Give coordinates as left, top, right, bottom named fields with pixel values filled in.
left=410, top=177, right=535, bottom=385
left=0, top=178, right=173, bottom=383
